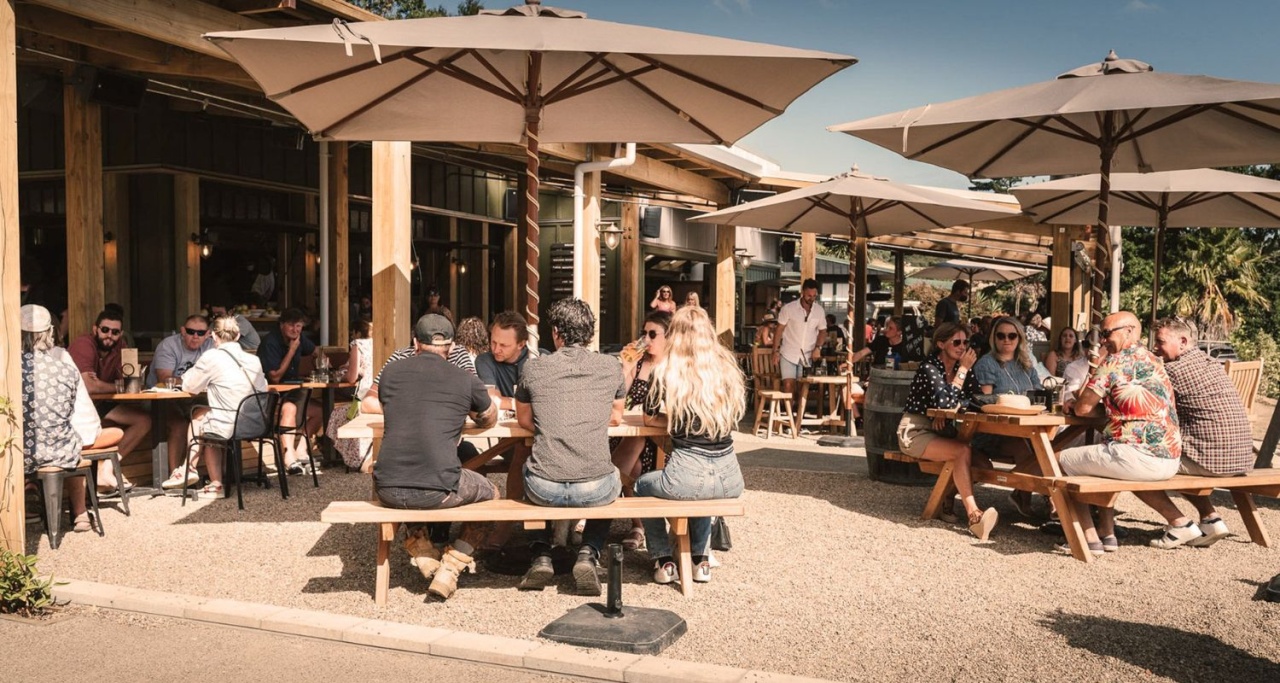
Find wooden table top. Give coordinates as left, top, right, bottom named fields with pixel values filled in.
left=268, top=382, right=357, bottom=391
left=338, top=411, right=667, bottom=440
left=928, top=408, right=1107, bottom=429
left=90, top=390, right=195, bottom=401
left=798, top=375, right=851, bottom=385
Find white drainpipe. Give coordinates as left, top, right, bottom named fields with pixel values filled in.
left=573, top=143, right=636, bottom=298
left=1110, top=224, right=1122, bottom=314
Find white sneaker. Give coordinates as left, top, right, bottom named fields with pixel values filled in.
left=1187, top=518, right=1231, bottom=547
left=692, top=561, right=712, bottom=583
left=1149, top=521, right=1203, bottom=549
left=706, top=551, right=721, bottom=568
left=653, top=561, right=678, bottom=585
left=161, top=468, right=199, bottom=490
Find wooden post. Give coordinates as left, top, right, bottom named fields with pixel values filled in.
left=327, top=142, right=350, bottom=346
left=448, top=216, right=459, bottom=315
left=372, top=141, right=411, bottom=368
left=618, top=202, right=641, bottom=342
left=852, top=236, right=868, bottom=353
left=102, top=174, right=129, bottom=318
left=1, top=0, right=24, bottom=554
left=173, top=174, right=200, bottom=323
left=715, top=224, right=736, bottom=347
left=505, top=224, right=519, bottom=316
left=893, top=251, right=905, bottom=319
left=1050, top=225, right=1072, bottom=341
left=64, top=80, right=105, bottom=340
left=582, top=170, right=602, bottom=349
left=800, top=233, right=817, bottom=282
left=480, top=223, right=491, bottom=323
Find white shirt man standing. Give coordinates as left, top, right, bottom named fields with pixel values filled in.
left=772, top=278, right=827, bottom=405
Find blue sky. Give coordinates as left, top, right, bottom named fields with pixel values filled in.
left=562, top=0, right=1280, bottom=188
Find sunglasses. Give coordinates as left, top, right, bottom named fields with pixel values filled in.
left=642, top=329, right=661, bottom=340
left=98, top=326, right=122, bottom=336
left=948, top=338, right=968, bottom=347
left=1100, top=324, right=1133, bottom=339
left=184, top=327, right=209, bottom=337
left=994, top=332, right=1019, bottom=341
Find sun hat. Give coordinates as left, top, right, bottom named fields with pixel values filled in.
left=414, top=313, right=454, bottom=345
left=760, top=312, right=778, bottom=324
left=20, top=304, right=52, bottom=333
left=980, top=393, right=1047, bottom=416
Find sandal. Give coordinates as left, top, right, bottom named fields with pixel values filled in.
left=1100, top=535, right=1119, bottom=553
left=967, top=508, right=998, bottom=542
left=622, top=527, right=646, bottom=551
left=198, top=483, right=225, bottom=500
left=72, top=513, right=92, bottom=533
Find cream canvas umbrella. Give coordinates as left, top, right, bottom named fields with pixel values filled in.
left=830, top=51, right=1280, bottom=322
left=1012, top=168, right=1280, bottom=331
left=910, top=258, right=1038, bottom=283
left=206, top=0, right=854, bottom=343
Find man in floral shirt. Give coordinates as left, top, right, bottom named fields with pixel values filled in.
left=1061, top=311, right=1186, bottom=555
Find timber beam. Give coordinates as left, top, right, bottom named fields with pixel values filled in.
left=27, top=0, right=269, bottom=61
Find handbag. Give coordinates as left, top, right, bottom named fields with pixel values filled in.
left=710, top=516, right=732, bottom=551
left=345, top=397, right=361, bottom=421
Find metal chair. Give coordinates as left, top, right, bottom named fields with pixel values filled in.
left=26, top=459, right=103, bottom=549
left=182, top=390, right=281, bottom=511
left=276, top=387, right=320, bottom=489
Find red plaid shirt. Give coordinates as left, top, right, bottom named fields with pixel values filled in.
left=1163, top=348, right=1254, bottom=475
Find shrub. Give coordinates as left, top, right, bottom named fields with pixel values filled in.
left=0, top=550, right=59, bottom=617
left=1230, top=328, right=1280, bottom=400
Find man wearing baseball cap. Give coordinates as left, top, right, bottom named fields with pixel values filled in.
left=367, top=313, right=499, bottom=600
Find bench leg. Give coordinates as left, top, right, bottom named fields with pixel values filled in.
left=921, top=463, right=957, bottom=520
left=375, top=523, right=394, bottom=606
left=1051, top=490, right=1094, bottom=564
left=1231, top=490, right=1270, bottom=548
left=670, top=517, right=693, bottom=598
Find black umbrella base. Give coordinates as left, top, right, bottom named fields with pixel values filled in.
left=1267, top=573, right=1280, bottom=603
left=539, top=603, right=687, bottom=655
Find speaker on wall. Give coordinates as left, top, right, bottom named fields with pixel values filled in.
left=81, top=69, right=149, bottom=110
left=779, top=240, right=796, bottom=263
left=640, top=206, right=662, bottom=238
left=503, top=188, right=518, bottom=222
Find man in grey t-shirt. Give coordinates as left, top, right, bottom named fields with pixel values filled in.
left=515, top=298, right=625, bottom=596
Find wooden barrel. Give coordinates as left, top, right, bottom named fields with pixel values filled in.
left=864, top=367, right=937, bottom=486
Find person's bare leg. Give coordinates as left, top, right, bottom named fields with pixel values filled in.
left=1185, top=493, right=1218, bottom=521
left=782, top=377, right=798, bottom=410
left=279, top=402, right=300, bottom=465
left=90, top=427, right=125, bottom=488
left=167, top=411, right=190, bottom=472
left=65, top=477, right=87, bottom=518
left=611, top=437, right=644, bottom=487
left=1095, top=506, right=1116, bottom=539
left=103, top=405, right=150, bottom=484
left=1071, top=499, right=1101, bottom=544
left=489, top=444, right=532, bottom=549
left=304, top=402, right=323, bottom=458
left=920, top=438, right=980, bottom=517
left=1134, top=490, right=1193, bottom=526
left=202, top=444, right=222, bottom=488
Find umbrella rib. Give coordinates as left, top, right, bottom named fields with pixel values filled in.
left=898, top=202, right=949, bottom=229
left=1167, top=191, right=1218, bottom=213
left=1222, top=193, right=1280, bottom=225
left=1114, top=190, right=1160, bottom=212
left=407, top=54, right=525, bottom=104
left=1033, top=192, right=1099, bottom=224
left=319, top=60, right=450, bottom=137
left=595, top=56, right=727, bottom=144
left=783, top=196, right=837, bottom=230
left=630, top=54, right=785, bottom=116
left=1206, top=104, right=1280, bottom=138
left=542, top=53, right=611, bottom=102
left=462, top=49, right=525, bottom=101
left=548, top=63, right=662, bottom=104
left=267, top=48, right=421, bottom=99
left=1117, top=104, right=1215, bottom=143
left=911, top=119, right=1000, bottom=159
left=971, top=117, right=1052, bottom=178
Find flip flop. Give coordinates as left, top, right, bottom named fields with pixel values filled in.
left=622, top=527, right=646, bottom=552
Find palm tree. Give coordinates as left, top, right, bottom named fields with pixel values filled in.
left=1163, top=229, right=1270, bottom=340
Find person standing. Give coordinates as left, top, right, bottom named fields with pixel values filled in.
left=772, top=279, right=826, bottom=406
left=636, top=306, right=746, bottom=584
left=1141, top=317, right=1253, bottom=549
left=935, top=280, right=969, bottom=326
left=516, top=298, right=626, bottom=596
left=649, top=285, right=677, bottom=314
left=1060, top=311, right=1182, bottom=555
left=373, top=314, right=499, bottom=599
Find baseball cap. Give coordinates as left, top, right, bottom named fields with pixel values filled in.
left=414, top=313, right=454, bottom=345
left=21, top=304, right=52, bottom=333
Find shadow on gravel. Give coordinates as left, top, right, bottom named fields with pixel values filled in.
left=1042, top=611, right=1280, bottom=681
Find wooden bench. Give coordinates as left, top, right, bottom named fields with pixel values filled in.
left=321, top=497, right=746, bottom=605
left=884, top=451, right=1280, bottom=549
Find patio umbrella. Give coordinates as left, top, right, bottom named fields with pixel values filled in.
left=205, top=0, right=854, bottom=344
left=1012, top=168, right=1280, bottom=331
left=830, top=50, right=1280, bottom=323
left=910, top=258, right=1038, bottom=283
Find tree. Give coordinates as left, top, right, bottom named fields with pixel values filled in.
left=1161, top=229, right=1269, bottom=340
left=968, top=177, right=1025, bottom=194
left=349, top=1, right=482, bottom=19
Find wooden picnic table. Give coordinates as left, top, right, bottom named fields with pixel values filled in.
left=923, top=407, right=1107, bottom=562
left=796, top=374, right=850, bottom=434
left=90, top=389, right=198, bottom=484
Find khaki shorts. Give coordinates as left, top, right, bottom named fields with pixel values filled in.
left=1178, top=457, right=1248, bottom=477
left=1057, top=442, right=1180, bottom=482
left=897, top=413, right=941, bottom=459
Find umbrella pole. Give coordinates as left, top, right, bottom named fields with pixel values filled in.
left=523, top=53, right=543, bottom=351
left=820, top=211, right=863, bottom=448
left=1150, top=200, right=1167, bottom=338
left=1092, top=119, right=1116, bottom=329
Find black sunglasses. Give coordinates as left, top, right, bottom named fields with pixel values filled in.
left=948, top=338, right=968, bottom=347
left=98, top=326, right=122, bottom=336
left=643, top=329, right=661, bottom=340
left=1100, top=324, right=1133, bottom=339
left=184, top=327, right=208, bottom=337
left=994, top=332, right=1019, bottom=341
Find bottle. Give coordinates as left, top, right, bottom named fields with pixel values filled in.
left=890, top=352, right=900, bottom=371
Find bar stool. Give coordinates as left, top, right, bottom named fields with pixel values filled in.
left=27, top=459, right=104, bottom=550
left=81, top=447, right=129, bottom=515
left=752, top=389, right=797, bottom=439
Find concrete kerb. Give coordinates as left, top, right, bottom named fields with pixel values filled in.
left=52, top=579, right=839, bottom=683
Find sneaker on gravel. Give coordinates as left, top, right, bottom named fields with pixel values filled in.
left=1149, top=520, right=1203, bottom=549
left=572, top=546, right=602, bottom=596
left=706, top=551, right=721, bottom=568
left=161, top=467, right=200, bottom=490
left=653, top=560, right=678, bottom=585
left=519, top=554, right=555, bottom=591
left=692, top=561, right=712, bottom=583
left=1187, top=518, right=1230, bottom=548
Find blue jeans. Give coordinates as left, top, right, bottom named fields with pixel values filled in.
left=523, top=466, right=621, bottom=554
left=634, top=444, right=743, bottom=559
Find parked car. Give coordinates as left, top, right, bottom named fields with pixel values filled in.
left=1197, top=340, right=1239, bottom=363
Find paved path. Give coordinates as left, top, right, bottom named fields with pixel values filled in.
left=3, top=607, right=574, bottom=683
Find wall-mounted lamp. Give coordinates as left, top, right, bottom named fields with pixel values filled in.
left=596, top=221, right=624, bottom=251
left=410, top=256, right=419, bottom=271
left=453, top=257, right=467, bottom=275
left=103, top=231, right=115, bottom=244
left=734, top=248, right=755, bottom=271
left=191, top=231, right=213, bottom=259
left=308, top=243, right=320, bottom=265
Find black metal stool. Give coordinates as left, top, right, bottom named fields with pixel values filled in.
left=27, top=459, right=104, bottom=549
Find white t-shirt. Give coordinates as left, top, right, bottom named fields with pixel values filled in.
left=1062, top=356, right=1092, bottom=394
left=51, top=347, right=100, bottom=447
left=180, top=342, right=269, bottom=439
left=776, top=299, right=826, bottom=365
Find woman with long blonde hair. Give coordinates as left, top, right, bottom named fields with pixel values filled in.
left=637, top=306, right=745, bottom=585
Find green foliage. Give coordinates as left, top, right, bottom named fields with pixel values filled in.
left=1231, top=328, right=1280, bottom=400
left=968, top=177, right=1025, bottom=194
left=349, top=1, right=482, bottom=19
left=0, top=551, right=58, bottom=617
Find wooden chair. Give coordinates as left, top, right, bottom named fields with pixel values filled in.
left=1224, top=359, right=1263, bottom=419
left=749, top=347, right=796, bottom=438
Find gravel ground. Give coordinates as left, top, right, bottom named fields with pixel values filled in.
left=27, top=430, right=1280, bottom=682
